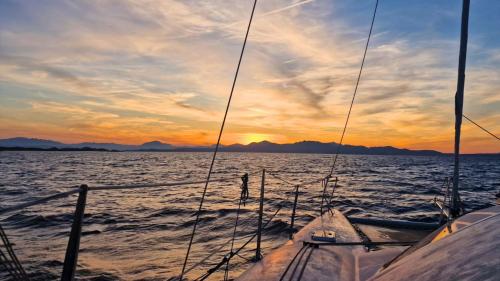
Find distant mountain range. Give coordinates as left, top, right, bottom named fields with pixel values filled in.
left=0, top=137, right=173, bottom=151
left=219, top=140, right=443, bottom=155
left=0, top=137, right=447, bottom=156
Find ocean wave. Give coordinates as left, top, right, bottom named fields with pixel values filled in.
left=0, top=152, right=497, bottom=280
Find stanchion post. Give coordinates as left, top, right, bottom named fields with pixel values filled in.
left=289, top=185, right=300, bottom=239
left=320, top=177, right=329, bottom=215
left=255, top=169, right=265, bottom=261
left=61, top=184, right=88, bottom=281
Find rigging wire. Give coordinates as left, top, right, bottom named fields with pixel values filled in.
left=1, top=171, right=263, bottom=217
left=192, top=180, right=298, bottom=280
left=181, top=231, right=257, bottom=277
left=285, top=245, right=311, bottom=281
left=223, top=196, right=244, bottom=281
left=194, top=205, right=283, bottom=281
left=296, top=246, right=315, bottom=281
left=0, top=224, right=29, bottom=280
left=328, top=0, right=379, bottom=177
left=462, top=114, right=500, bottom=141
left=278, top=244, right=307, bottom=281
left=0, top=248, right=22, bottom=281
left=192, top=179, right=300, bottom=280
left=179, top=0, right=258, bottom=279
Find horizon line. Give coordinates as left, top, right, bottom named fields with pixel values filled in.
left=2, top=136, right=500, bottom=154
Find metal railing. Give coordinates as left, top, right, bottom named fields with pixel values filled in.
left=0, top=175, right=252, bottom=281
left=0, top=170, right=322, bottom=281
left=2, top=167, right=448, bottom=281
left=189, top=169, right=330, bottom=281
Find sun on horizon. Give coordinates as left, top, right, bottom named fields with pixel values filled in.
left=240, top=133, right=275, bottom=145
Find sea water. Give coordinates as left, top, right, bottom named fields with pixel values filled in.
left=0, top=152, right=498, bottom=280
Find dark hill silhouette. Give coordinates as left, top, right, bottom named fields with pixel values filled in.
left=218, top=140, right=442, bottom=155
left=0, top=137, right=445, bottom=155
left=0, top=137, right=172, bottom=151
left=0, top=137, right=64, bottom=148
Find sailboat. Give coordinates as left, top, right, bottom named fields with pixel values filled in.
left=234, top=0, right=500, bottom=280
left=1, top=1, right=498, bottom=281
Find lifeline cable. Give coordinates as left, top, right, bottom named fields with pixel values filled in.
left=194, top=205, right=283, bottom=281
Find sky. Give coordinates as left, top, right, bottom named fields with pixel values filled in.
left=0, top=0, right=499, bottom=153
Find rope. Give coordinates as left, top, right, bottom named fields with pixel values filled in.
left=0, top=173, right=256, bottom=280
left=87, top=176, right=242, bottom=191
left=223, top=195, right=244, bottom=281
left=296, top=246, right=315, bottom=281
left=266, top=172, right=296, bottom=186
left=0, top=248, right=22, bottom=281
left=268, top=170, right=337, bottom=231
left=0, top=224, right=29, bottom=280
left=278, top=244, right=306, bottom=281
left=240, top=173, right=250, bottom=206
left=181, top=232, right=256, bottom=276
left=179, top=0, right=258, bottom=278
left=0, top=172, right=262, bottom=216
left=328, top=0, right=379, bottom=176
left=179, top=0, right=257, bottom=276
left=463, top=114, right=500, bottom=141
left=234, top=252, right=252, bottom=262
left=194, top=205, right=283, bottom=281
left=0, top=189, right=80, bottom=216
left=286, top=245, right=311, bottom=281
left=303, top=240, right=418, bottom=247
left=319, top=177, right=330, bottom=214
left=192, top=179, right=300, bottom=280
left=267, top=171, right=329, bottom=188
left=183, top=205, right=283, bottom=278
left=326, top=177, right=338, bottom=208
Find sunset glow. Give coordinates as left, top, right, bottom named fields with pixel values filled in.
left=241, top=134, right=274, bottom=144
left=0, top=1, right=499, bottom=153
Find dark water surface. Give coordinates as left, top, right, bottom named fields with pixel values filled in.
left=0, top=152, right=498, bottom=280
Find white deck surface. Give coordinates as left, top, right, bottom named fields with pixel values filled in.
left=237, top=205, right=500, bottom=281
left=370, top=205, right=500, bottom=281
left=236, top=210, right=407, bottom=281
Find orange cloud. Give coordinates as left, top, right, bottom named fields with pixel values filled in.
left=0, top=0, right=498, bottom=153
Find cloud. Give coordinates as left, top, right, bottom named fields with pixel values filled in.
left=0, top=0, right=499, bottom=152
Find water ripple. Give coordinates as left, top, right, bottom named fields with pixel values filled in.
left=0, top=151, right=498, bottom=280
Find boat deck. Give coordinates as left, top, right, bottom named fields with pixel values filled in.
left=236, top=210, right=408, bottom=281
left=371, top=205, right=500, bottom=281
left=237, top=205, right=500, bottom=281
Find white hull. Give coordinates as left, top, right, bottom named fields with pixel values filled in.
left=237, top=206, right=500, bottom=281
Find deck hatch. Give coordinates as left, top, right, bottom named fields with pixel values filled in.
left=311, top=230, right=336, bottom=242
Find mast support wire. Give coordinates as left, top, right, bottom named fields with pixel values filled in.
left=463, top=114, right=499, bottom=141
left=179, top=0, right=258, bottom=279
left=328, top=0, right=379, bottom=176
